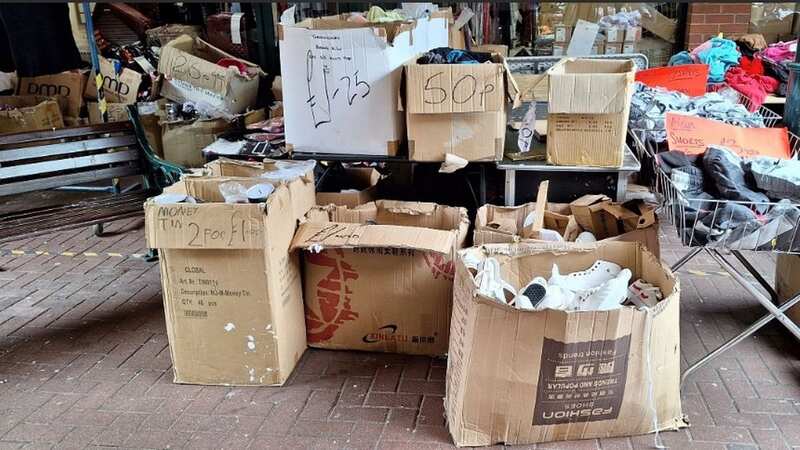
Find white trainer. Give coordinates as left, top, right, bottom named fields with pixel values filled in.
left=576, top=269, right=632, bottom=311
left=575, top=231, right=597, bottom=243
left=549, top=260, right=622, bottom=292
left=476, top=258, right=517, bottom=305
left=536, top=284, right=577, bottom=311
left=514, top=277, right=549, bottom=309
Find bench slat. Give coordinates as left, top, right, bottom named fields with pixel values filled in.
left=0, top=122, right=133, bottom=147
left=0, top=135, right=138, bottom=163
left=0, top=149, right=140, bottom=179
left=0, top=165, right=141, bottom=196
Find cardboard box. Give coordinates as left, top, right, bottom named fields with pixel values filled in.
left=279, top=13, right=448, bottom=156
left=200, top=157, right=316, bottom=222
left=546, top=58, right=635, bottom=167
left=552, top=43, right=566, bottom=56
left=604, top=26, right=624, bottom=43
left=18, top=71, right=87, bottom=118
left=316, top=167, right=381, bottom=208
left=144, top=180, right=306, bottom=386
left=474, top=200, right=660, bottom=258
left=403, top=53, right=520, bottom=161
left=0, top=96, right=64, bottom=133
left=625, top=26, right=642, bottom=42
left=146, top=24, right=202, bottom=47
left=159, top=35, right=262, bottom=116
left=554, top=24, right=571, bottom=43
left=87, top=102, right=130, bottom=124
left=472, top=44, right=509, bottom=57
left=290, top=200, right=469, bottom=355
left=776, top=254, right=800, bottom=325
left=623, top=42, right=637, bottom=54
left=446, top=241, right=686, bottom=446
left=84, top=56, right=143, bottom=104
left=161, top=117, right=231, bottom=167
left=605, top=43, right=623, bottom=55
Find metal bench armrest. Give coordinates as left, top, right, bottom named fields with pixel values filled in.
left=127, top=105, right=185, bottom=191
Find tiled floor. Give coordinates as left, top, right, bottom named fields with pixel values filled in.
left=0, top=220, right=799, bottom=449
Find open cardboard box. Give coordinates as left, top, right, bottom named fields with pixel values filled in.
left=144, top=179, right=306, bottom=386
left=402, top=52, right=520, bottom=162
left=446, top=241, right=685, bottom=446
left=316, top=166, right=382, bottom=208
left=290, top=200, right=469, bottom=355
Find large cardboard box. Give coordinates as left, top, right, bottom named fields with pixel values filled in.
left=316, top=167, right=381, bottom=208
left=446, top=241, right=686, bottom=446
left=279, top=13, right=448, bottom=156
left=547, top=59, right=635, bottom=168
left=18, top=71, right=87, bottom=118
left=0, top=96, right=64, bottom=133
left=87, top=102, right=130, bottom=124
left=290, top=200, right=469, bottom=355
left=474, top=201, right=660, bottom=258
left=200, top=157, right=316, bottom=222
left=144, top=180, right=306, bottom=386
left=159, top=35, right=262, bottom=116
left=403, top=53, right=520, bottom=162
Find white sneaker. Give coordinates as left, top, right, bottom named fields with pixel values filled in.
left=514, top=277, right=548, bottom=309
left=536, top=284, right=577, bottom=311
left=476, top=258, right=517, bottom=305
left=549, top=260, right=622, bottom=292
left=538, top=229, right=564, bottom=242
left=575, top=231, right=597, bottom=243
left=576, top=269, right=632, bottom=311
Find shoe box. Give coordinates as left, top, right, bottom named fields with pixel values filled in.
left=290, top=200, right=470, bottom=356
left=144, top=178, right=307, bottom=386
left=446, top=241, right=686, bottom=446
left=474, top=196, right=660, bottom=258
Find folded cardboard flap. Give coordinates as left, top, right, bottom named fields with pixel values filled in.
left=547, top=58, right=635, bottom=114
left=145, top=181, right=291, bottom=250
left=290, top=222, right=456, bottom=255
left=203, top=157, right=315, bottom=183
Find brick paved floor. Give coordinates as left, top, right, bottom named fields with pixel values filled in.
left=0, top=220, right=799, bottom=449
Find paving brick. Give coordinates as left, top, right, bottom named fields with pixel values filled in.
left=398, top=379, right=445, bottom=396
left=290, top=419, right=355, bottom=437
left=690, top=425, right=754, bottom=444
left=2, top=422, right=72, bottom=444
left=330, top=405, right=389, bottom=423
left=365, top=392, right=422, bottom=409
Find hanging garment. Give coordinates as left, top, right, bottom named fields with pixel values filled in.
left=0, top=3, right=82, bottom=77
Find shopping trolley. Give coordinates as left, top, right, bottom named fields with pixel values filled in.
left=629, top=121, right=800, bottom=390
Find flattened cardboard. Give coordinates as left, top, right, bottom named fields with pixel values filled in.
left=84, top=56, right=142, bottom=104
left=87, top=102, right=130, bottom=124
left=200, top=157, right=316, bottom=222
left=316, top=167, right=381, bottom=208
left=0, top=96, right=64, bottom=133
left=159, top=35, right=261, bottom=116
left=144, top=181, right=306, bottom=386
left=279, top=15, right=448, bottom=156
left=446, top=242, right=685, bottom=446
left=291, top=200, right=469, bottom=355
left=18, top=71, right=87, bottom=118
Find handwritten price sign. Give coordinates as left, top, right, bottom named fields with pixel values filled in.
left=635, top=65, right=708, bottom=96
left=665, top=113, right=791, bottom=159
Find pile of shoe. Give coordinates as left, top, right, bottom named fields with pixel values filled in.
left=464, top=253, right=662, bottom=312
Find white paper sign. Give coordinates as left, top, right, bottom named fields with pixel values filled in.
left=517, top=102, right=537, bottom=153
left=567, top=20, right=599, bottom=56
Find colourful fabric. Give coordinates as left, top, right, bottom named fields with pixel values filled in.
left=739, top=56, right=765, bottom=76
left=697, top=38, right=741, bottom=83
left=725, top=67, right=779, bottom=111
left=668, top=51, right=696, bottom=67
left=762, top=40, right=796, bottom=63
left=366, top=6, right=405, bottom=23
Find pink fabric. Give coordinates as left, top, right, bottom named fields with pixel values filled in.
left=761, top=40, right=797, bottom=62
left=690, top=39, right=713, bottom=59
left=724, top=67, right=779, bottom=111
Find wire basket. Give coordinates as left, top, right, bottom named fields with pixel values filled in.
left=707, top=83, right=784, bottom=126
left=629, top=129, right=800, bottom=254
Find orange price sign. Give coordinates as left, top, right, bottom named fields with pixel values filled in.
left=665, top=113, right=791, bottom=159
left=635, top=64, right=709, bottom=96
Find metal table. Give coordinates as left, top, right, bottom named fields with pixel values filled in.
left=498, top=144, right=640, bottom=206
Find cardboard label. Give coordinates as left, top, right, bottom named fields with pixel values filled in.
left=405, top=62, right=504, bottom=113
left=635, top=65, right=708, bottom=96
left=18, top=72, right=86, bottom=118
left=533, top=336, right=631, bottom=426
left=665, top=113, right=792, bottom=159
left=145, top=203, right=265, bottom=249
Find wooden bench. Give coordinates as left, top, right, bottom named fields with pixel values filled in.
left=0, top=106, right=184, bottom=244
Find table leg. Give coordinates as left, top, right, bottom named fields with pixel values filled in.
left=504, top=169, right=516, bottom=206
